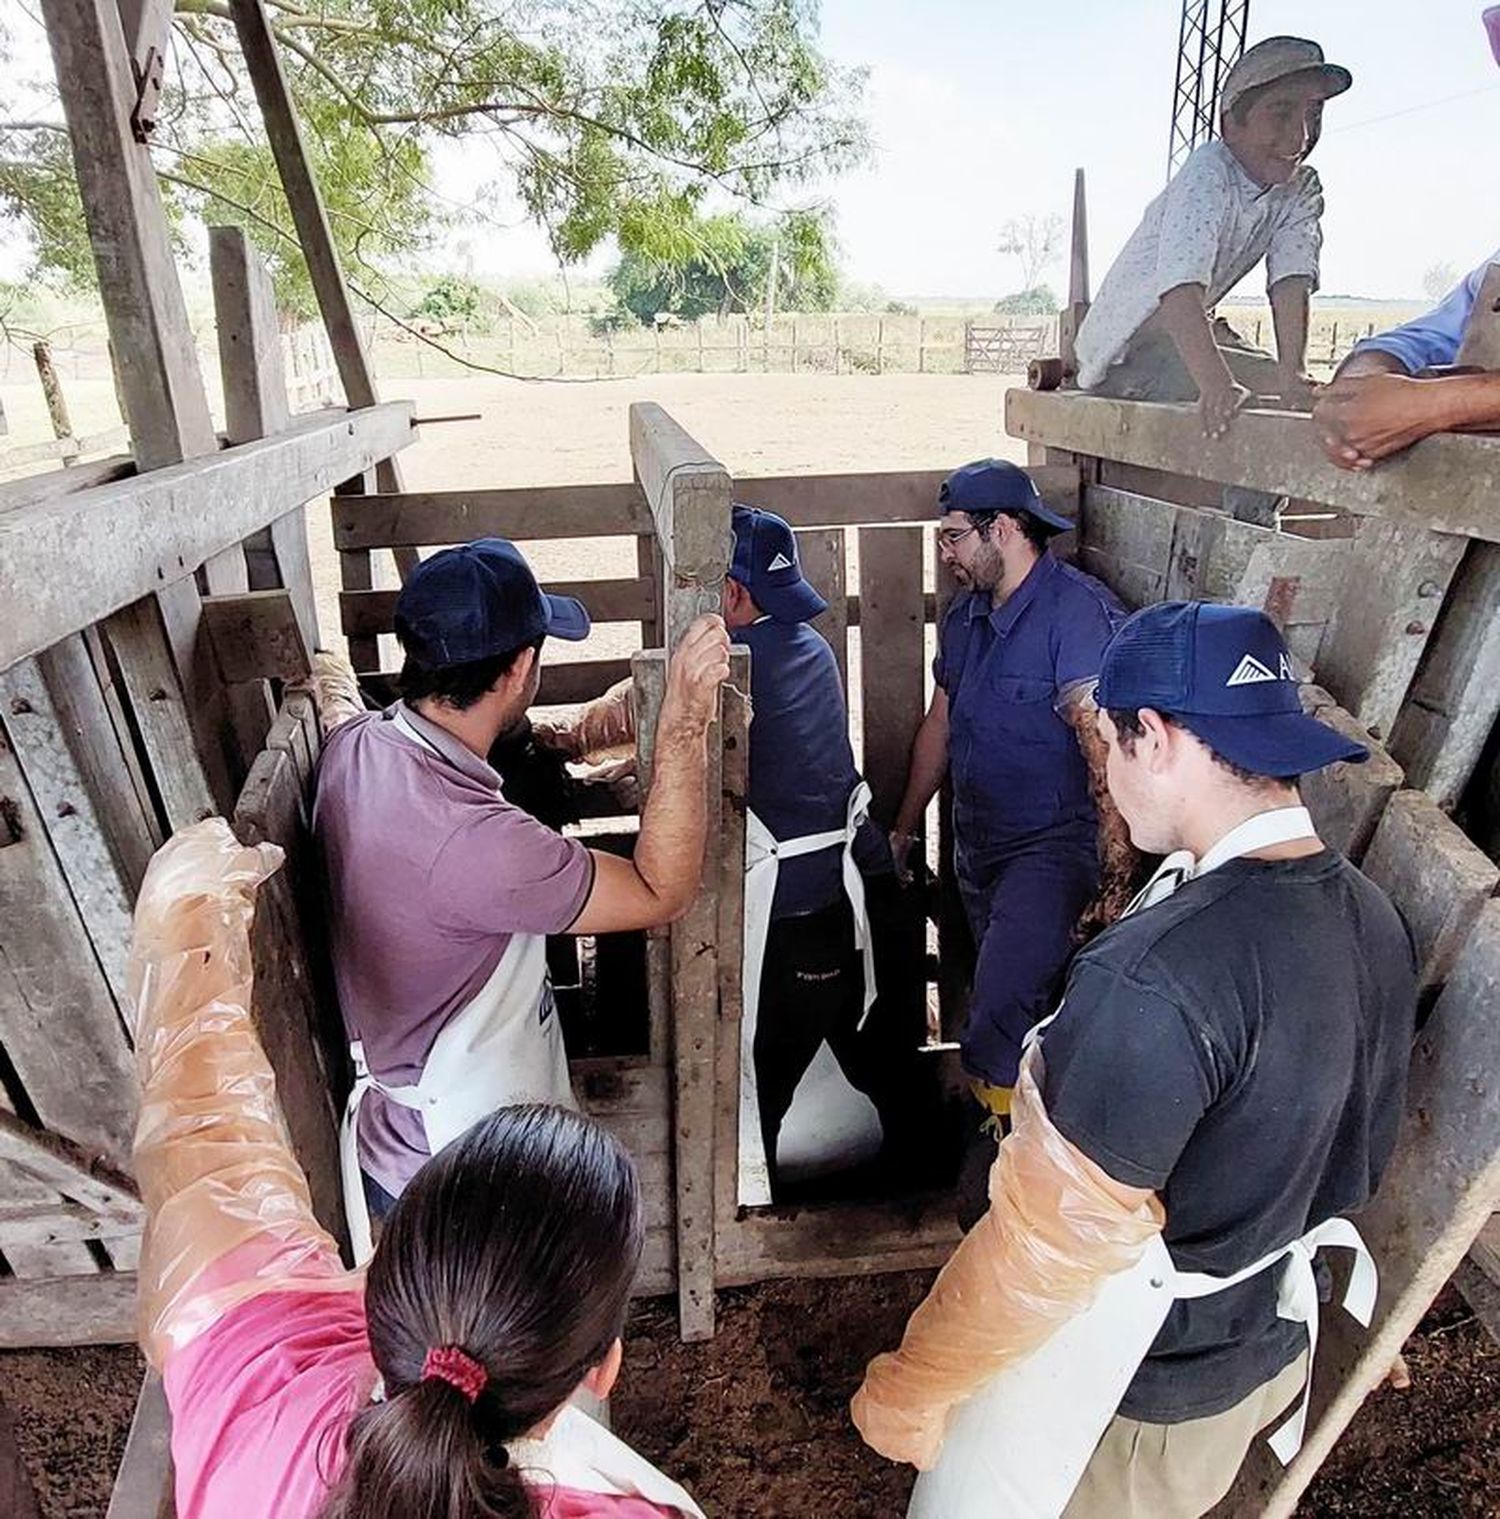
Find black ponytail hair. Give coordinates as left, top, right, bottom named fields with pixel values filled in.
left=320, top=1104, right=644, bottom=1519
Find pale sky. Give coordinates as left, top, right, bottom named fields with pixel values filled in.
left=5, top=0, right=1498, bottom=301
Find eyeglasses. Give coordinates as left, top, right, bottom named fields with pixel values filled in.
left=936, top=525, right=979, bottom=549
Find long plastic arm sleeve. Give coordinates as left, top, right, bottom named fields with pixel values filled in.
left=532, top=678, right=636, bottom=762
left=851, top=1054, right=1164, bottom=1470
left=131, top=819, right=354, bottom=1370
left=305, top=649, right=367, bottom=735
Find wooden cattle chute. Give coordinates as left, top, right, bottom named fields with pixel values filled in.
left=336, top=423, right=1085, bottom=1339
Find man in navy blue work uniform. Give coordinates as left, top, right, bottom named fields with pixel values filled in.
left=890, top=460, right=1131, bottom=1226
left=726, top=504, right=928, bottom=1200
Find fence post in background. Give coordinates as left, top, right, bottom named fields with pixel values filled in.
left=918, top=318, right=927, bottom=375
left=697, top=319, right=706, bottom=373
left=876, top=317, right=885, bottom=375
left=834, top=317, right=842, bottom=375
left=32, top=342, right=73, bottom=456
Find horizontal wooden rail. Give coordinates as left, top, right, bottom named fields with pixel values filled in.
left=341, top=578, right=656, bottom=638
left=1006, top=389, right=1500, bottom=542
left=334, top=466, right=1084, bottom=552
left=359, top=657, right=633, bottom=707
left=0, top=402, right=415, bottom=670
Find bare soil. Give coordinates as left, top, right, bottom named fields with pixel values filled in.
left=4, top=1278, right=1496, bottom=1517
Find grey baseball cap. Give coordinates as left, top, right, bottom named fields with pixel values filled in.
left=1221, top=37, right=1352, bottom=116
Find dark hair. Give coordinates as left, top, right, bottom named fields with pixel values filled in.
left=396, top=637, right=544, bottom=711
left=1105, top=706, right=1299, bottom=786
left=964, top=508, right=1049, bottom=553
left=320, top=1104, right=644, bottom=1519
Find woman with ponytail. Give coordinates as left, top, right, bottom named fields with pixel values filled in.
left=131, top=821, right=703, bottom=1519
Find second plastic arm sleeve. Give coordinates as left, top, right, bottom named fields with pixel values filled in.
left=304, top=649, right=367, bottom=735
left=534, top=678, right=637, bottom=762
left=130, top=819, right=356, bottom=1371
left=851, top=1054, right=1165, bottom=1470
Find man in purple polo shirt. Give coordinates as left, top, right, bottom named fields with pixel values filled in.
left=314, top=538, right=730, bottom=1257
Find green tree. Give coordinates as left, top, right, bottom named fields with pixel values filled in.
left=992, top=285, right=1058, bottom=316
left=0, top=2, right=866, bottom=318
left=607, top=208, right=836, bottom=322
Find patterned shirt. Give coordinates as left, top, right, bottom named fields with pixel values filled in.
left=1076, top=141, right=1324, bottom=389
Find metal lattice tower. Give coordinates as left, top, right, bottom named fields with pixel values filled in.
left=1168, top=0, right=1251, bottom=178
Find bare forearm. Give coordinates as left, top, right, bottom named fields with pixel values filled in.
left=1445, top=372, right=1500, bottom=431
left=1156, top=283, right=1235, bottom=397
left=631, top=715, right=710, bottom=918
left=1269, top=276, right=1312, bottom=378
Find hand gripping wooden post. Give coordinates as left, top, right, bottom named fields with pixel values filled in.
left=628, top=402, right=732, bottom=1340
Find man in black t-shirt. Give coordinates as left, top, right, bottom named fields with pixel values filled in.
left=853, top=601, right=1417, bottom=1519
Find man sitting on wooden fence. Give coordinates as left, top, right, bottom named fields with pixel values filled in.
left=1074, top=36, right=1352, bottom=523
left=313, top=538, right=729, bottom=1261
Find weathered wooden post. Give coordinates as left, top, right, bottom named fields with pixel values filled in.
left=628, top=402, right=733, bottom=1340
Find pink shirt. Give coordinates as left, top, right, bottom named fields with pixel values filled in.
left=166, top=1286, right=698, bottom=1519
left=313, top=705, right=594, bottom=1193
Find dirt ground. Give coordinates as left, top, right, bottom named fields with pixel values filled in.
left=2, top=1274, right=1496, bottom=1517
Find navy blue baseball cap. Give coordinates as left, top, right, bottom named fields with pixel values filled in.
left=394, top=537, right=590, bottom=667
left=938, top=458, right=1074, bottom=534
left=1096, top=601, right=1368, bottom=778
left=729, top=505, right=828, bottom=624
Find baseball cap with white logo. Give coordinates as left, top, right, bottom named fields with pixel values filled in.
left=1095, top=601, right=1368, bottom=778
left=729, top=504, right=829, bottom=624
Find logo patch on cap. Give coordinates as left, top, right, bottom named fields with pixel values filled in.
left=766, top=551, right=793, bottom=572
left=1226, top=654, right=1279, bottom=687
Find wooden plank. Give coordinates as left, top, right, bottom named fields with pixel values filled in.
left=335, top=484, right=652, bottom=548
left=628, top=402, right=731, bottom=641
left=1361, top=789, right=1499, bottom=996
left=0, top=731, right=138, bottom=1166
left=0, top=404, right=414, bottom=671
left=631, top=653, right=672, bottom=1066
left=105, top=1374, right=174, bottom=1519
left=0, top=1088, right=98, bottom=1280
left=794, top=529, right=849, bottom=696
left=39, top=0, right=216, bottom=472
left=232, top=744, right=349, bottom=1245
left=857, top=526, right=926, bottom=826
left=1079, top=485, right=1176, bottom=608
left=0, top=1271, right=138, bottom=1347
left=210, top=223, right=321, bottom=656
left=340, top=579, right=656, bottom=640
left=1006, top=389, right=1500, bottom=543
left=228, top=0, right=407, bottom=566
left=1299, top=704, right=1404, bottom=865
left=0, top=1109, right=143, bottom=1222
left=210, top=225, right=290, bottom=446
left=201, top=590, right=313, bottom=684
left=715, top=1193, right=960, bottom=1286
left=0, top=655, right=138, bottom=1004
left=1315, top=521, right=1466, bottom=738
left=334, top=468, right=1083, bottom=552
left=714, top=660, right=750, bottom=1238
left=1389, top=541, right=1500, bottom=806
left=0, top=456, right=135, bottom=513
left=102, top=597, right=217, bottom=832
left=1225, top=900, right=1500, bottom=1517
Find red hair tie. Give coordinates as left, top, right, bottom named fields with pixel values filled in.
left=421, top=1345, right=488, bottom=1403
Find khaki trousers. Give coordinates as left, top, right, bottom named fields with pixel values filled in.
left=1061, top=1352, right=1308, bottom=1519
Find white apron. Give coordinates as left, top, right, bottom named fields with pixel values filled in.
left=738, top=779, right=876, bottom=1206
left=509, top=1403, right=705, bottom=1516
left=909, top=807, right=1379, bottom=1518
left=339, top=710, right=575, bottom=1265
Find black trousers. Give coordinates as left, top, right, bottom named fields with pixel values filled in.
left=753, top=877, right=932, bottom=1194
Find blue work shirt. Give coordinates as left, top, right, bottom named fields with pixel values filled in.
left=1350, top=248, right=1499, bottom=373
left=935, top=552, right=1124, bottom=867
left=735, top=618, right=891, bottom=919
